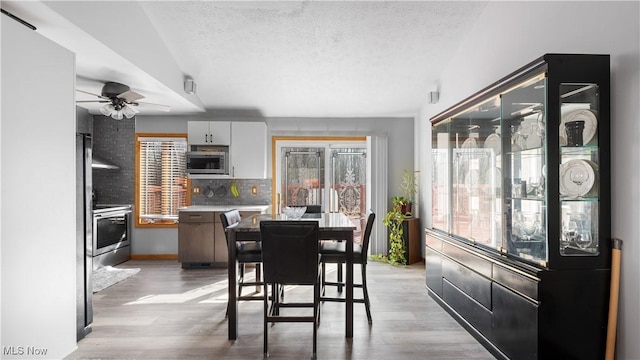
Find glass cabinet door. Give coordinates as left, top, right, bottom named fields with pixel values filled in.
left=429, top=53, right=609, bottom=271
left=431, top=96, right=502, bottom=250
left=502, top=73, right=548, bottom=264
left=431, top=121, right=451, bottom=233
left=558, top=83, right=600, bottom=256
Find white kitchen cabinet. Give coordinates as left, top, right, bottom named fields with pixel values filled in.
left=188, top=121, right=231, bottom=145
left=230, top=122, right=267, bottom=178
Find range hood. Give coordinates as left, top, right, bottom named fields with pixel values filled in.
left=92, top=155, right=119, bottom=170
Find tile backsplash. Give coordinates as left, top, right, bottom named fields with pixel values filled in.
left=190, top=178, right=272, bottom=206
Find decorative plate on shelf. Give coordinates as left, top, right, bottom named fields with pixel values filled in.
left=483, top=133, right=501, bottom=155
left=559, top=159, right=596, bottom=197
left=482, top=167, right=501, bottom=195
left=461, top=137, right=478, bottom=149
left=523, top=122, right=543, bottom=149
left=560, top=109, right=598, bottom=145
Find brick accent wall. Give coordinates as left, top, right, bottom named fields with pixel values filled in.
left=92, top=115, right=135, bottom=205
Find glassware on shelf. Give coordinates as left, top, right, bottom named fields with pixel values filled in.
left=562, top=220, right=578, bottom=248
left=569, top=168, right=588, bottom=186
left=519, top=212, right=540, bottom=241
left=514, top=211, right=540, bottom=241
left=528, top=176, right=545, bottom=198
left=561, top=212, right=595, bottom=251
left=512, top=179, right=526, bottom=198
left=516, top=122, right=532, bottom=150
left=510, top=123, right=522, bottom=152
left=535, top=112, right=546, bottom=141
left=576, top=230, right=593, bottom=249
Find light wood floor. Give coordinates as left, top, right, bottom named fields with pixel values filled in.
left=66, top=260, right=495, bottom=360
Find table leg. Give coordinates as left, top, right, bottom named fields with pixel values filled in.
left=346, top=230, right=353, bottom=338
left=228, top=229, right=238, bottom=340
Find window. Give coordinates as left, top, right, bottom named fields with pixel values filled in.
left=135, top=134, right=189, bottom=227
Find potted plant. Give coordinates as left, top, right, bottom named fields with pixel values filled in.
left=382, top=197, right=408, bottom=265
left=381, top=170, right=419, bottom=265
left=399, top=169, right=419, bottom=216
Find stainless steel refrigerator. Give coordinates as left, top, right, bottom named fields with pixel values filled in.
left=76, top=132, right=93, bottom=340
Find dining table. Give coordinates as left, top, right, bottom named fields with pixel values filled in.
left=226, top=212, right=357, bottom=340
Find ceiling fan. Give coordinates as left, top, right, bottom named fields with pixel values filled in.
left=76, top=82, right=170, bottom=119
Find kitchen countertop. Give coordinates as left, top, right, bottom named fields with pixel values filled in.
left=179, top=205, right=271, bottom=213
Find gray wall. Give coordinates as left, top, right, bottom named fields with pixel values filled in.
left=417, top=2, right=640, bottom=359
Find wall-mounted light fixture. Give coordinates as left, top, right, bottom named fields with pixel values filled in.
left=428, top=91, right=440, bottom=104
left=184, top=78, right=197, bottom=94
left=251, top=186, right=258, bottom=195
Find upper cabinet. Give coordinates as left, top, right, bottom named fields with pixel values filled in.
left=188, top=121, right=268, bottom=178
left=230, top=122, right=267, bottom=178
left=430, top=54, right=610, bottom=270
left=188, top=121, right=231, bottom=145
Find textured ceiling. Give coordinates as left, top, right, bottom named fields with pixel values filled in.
left=3, top=1, right=488, bottom=118
left=140, top=1, right=487, bottom=117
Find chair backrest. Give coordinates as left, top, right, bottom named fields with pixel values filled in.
left=290, top=204, right=321, bottom=214
left=304, top=205, right=322, bottom=214
left=220, top=210, right=241, bottom=229
left=360, top=212, right=376, bottom=262
left=220, top=210, right=241, bottom=242
left=260, top=221, right=319, bottom=285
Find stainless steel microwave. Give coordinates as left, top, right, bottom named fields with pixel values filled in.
left=186, top=146, right=229, bottom=175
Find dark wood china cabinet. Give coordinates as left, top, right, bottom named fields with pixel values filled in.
left=426, top=54, right=611, bottom=360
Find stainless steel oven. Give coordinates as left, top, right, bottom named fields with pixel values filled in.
left=92, top=205, right=132, bottom=269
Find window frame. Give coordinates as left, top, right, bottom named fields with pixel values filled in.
left=135, top=133, right=191, bottom=228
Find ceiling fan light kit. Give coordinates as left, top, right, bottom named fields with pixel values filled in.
left=100, top=104, right=116, bottom=116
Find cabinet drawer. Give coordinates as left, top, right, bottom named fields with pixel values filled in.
left=442, top=257, right=492, bottom=309
left=492, top=282, right=538, bottom=360
left=493, top=264, right=539, bottom=301
left=425, top=246, right=443, bottom=296
left=443, top=279, right=492, bottom=340
left=179, top=211, right=215, bottom=223
left=442, top=242, right=492, bottom=278
left=425, top=232, right=443, bottom=252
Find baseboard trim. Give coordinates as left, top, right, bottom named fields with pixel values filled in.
left=130, top=254, right=178, bottom=260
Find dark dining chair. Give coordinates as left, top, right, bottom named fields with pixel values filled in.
left=260, top=220, right=321, bottom=359
left=220, top=210, right=263, bottom=318
left=289, top=204, right=322, bottom=217
left=319, top=212, right=375, bottom=324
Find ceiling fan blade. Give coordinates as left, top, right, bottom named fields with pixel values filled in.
left=76, top=89, right=107, bottom=99
left=133, top=101, right=171, bottom=112
left=76, top=100, right=109, bottom=103
left=118, top=90, right=145, bottom=102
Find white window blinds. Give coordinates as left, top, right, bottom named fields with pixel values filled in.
left=137, top=136, right=188, bottom=225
